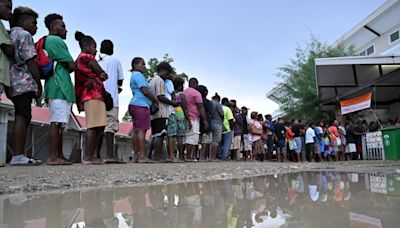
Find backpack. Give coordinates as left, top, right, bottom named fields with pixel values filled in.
left=35, top=36, right=54, bottom=80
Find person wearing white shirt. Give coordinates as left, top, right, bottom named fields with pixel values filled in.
left=305, top=123, right=316, bottom=162
left=98, top=40, right=124, bottom=163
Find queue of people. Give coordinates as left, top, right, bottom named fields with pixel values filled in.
left=1, top=1, right=398, bottom=166
left=0, top=2, right=126, bottom=165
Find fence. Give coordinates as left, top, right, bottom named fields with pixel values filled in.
left=362, top=131, right=385, bottom=160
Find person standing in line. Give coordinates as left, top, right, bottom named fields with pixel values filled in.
left=149, top=62, right=177, bottom=162
left=249, top=111, right=263, bottom=161
left=0, top=0, right=12, bottom=97
left=129, top=57, right=158, bottom=163
left=285, top=121, right=295, bottom=161
left=74, top=31, right=108, bottom=165
left=264, top=114, right=274, bottom=161
left=43, top=14, right=76, bottom=164
left=8, top=7, right=43, bottom=165
left=0, top=0, right=12, bottom=167
left=230, top=100, right=242, bottom=161
left=314, top=121, right=323, bottom=162
left=183, top=78, right=208, bottom=161
left=274, top=118, right=287, bottom=162
left=197, top=85, right=213, bottom=161
left=172, top=76, right=190, bottom=160
left=165, top=73, right=180, bottom=162
left=97, top=39, right=125, bottom=163
left=345, top=122, right=357, bottom=160
left=241, top=107, right=251, bottom=160
left=305, top=123, right=316, bottom=162
left=291, top=119, right=304, bottom=162
left=328, top=120, right=341, bottom=161
left=219, top=97, right=234, bottom=160
left=209, top=93, right=224, bottom=161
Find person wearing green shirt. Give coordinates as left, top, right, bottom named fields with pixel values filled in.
left=43, top=13, right=76, bottom=165
left=0, top=0, right=13, bottom=98
left=219, top=97, right=234, bottom=160
left=0, top=0, right=13, bottom=167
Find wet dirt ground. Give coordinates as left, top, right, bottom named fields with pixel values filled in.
left=2, top=170, right=400, bottom=227
left=1, top=160, right=399, bottom=196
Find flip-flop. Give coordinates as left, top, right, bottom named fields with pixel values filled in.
left=137, top=159, right=156, bottom=163
left=11, top=158, right=42, bottom=166
left=104, top=159, right=126, bottom=164
left=47, top=160, right=72, bottom=166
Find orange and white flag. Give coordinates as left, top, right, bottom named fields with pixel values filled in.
left=340, top=92, right=372, bottom=115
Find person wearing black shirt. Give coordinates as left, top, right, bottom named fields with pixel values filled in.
left=274, top=118, right=287, bottom=162
left=241, top=107, right=251, bottom=160
left=291, top=119, right=304, bottom=162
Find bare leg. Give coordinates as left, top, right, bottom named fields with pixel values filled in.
left=276, top=148, right=281, bottom=162
left=210, top=144, right=218, bottom=161
left=282, top=148, right=288, bottom=162
left=13, top=116, right=30, bottom=156
left=167, top=136, right=176, bottom=160
left=154, top=136, right=164, bottom=161
left=177, top=136, right=185, bottom=160
left=136, top=129, right=148, bottom=162
left=95, top=127, right=105, bottom=158
left=131, top=129, right=138, bottom=161
left=47, top=123, right=61, bottom=162
left=104, top=132, right=116, bottom=159
left=84, top=128, right=96, bottom=162
left=186, top=144, right=194, bottom=160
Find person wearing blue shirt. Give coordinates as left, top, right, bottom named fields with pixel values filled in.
left=128, top=57, right=159, bottom=163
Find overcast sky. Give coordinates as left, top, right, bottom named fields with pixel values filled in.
left=13, top=0, right=386, bottom=118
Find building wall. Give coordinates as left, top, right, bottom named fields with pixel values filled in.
left=356, top=23, right=400, bottom=56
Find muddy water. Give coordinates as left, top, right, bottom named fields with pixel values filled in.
left=1, top=172, right=400, bottom=228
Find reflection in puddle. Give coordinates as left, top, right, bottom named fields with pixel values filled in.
left=1, top=172, right=400, bottom=227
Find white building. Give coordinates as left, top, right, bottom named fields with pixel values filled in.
left=333, top=0, right=400, bottom=57
left=316, top=0, right=400, bottom=120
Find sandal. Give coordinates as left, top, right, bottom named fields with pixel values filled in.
left=47, top=160, right=72, bottom=166
left=104, top=158, right=126, bottom=164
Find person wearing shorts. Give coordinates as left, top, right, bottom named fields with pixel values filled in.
left=210, top=93, right=223, bottom=161
left=150, top=62, right=176, bottom=162
left=98, top=39, right=124, bottom=163
left=274, top=118, right=287, bottom=162
left=172, top=76, right=188, bottom=160
left=9, top=8, right=43, bottom=166
left=183, top=78, right=208, bottom=160
left=165, top=75, right=180, bottom=162
left=129, top=57, right=159, bottom=163
left=44, top=14, right=76, bottom=165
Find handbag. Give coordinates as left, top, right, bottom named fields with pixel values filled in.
left=103, top=91, right=113, bottom=111
left=289, top=140, right=297, bottom=150
left=150, top=102, right=159, bottom=115
left=248, top=123, right=263, bottom=135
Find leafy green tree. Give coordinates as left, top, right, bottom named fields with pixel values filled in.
left=277, top=36, right=355, bottom=122
left=144, top=54, right=188, bottom=81
left=122, top=54, right=189, bottom=122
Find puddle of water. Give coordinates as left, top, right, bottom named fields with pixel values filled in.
left=1, top=172, right=400, bottom=228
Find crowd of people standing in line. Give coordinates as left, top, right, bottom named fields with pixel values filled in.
left=1, top=1, right=399, bottom=166
left=0, top=2, right=126, bottom=165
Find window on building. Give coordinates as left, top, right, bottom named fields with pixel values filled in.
left=366, top=45, right=374, bottom=55
left=389, top=30, right=399, bottom=44
left=359, top=45, right=374, bottom=56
